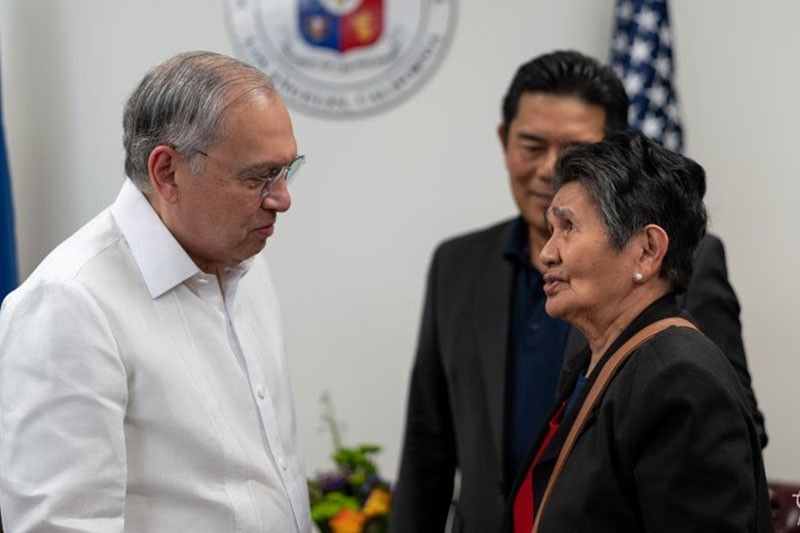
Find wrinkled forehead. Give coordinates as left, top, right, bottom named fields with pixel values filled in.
left=546, top=182, right=596, bottom=221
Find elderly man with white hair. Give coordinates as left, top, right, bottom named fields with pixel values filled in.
left=0, top=51, right=310, bottom=533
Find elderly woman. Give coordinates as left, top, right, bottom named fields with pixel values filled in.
left=502, top=132, right=771, bottom=532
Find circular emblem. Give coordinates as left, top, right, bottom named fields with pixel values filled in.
left=225, top=0, right=457, bottom=118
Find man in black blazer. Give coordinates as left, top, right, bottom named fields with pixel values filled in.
left=390, top=51, right=767, bottom=533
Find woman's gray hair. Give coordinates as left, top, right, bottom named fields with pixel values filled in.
left=553, top=132, right=707, bottom=293
left=122, top=51, right=274, bottom=193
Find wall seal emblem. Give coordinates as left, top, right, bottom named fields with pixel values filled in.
left=225, top=0, right=456, bottom=118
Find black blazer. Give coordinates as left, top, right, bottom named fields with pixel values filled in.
left=390, top=218, right=766, bottom=533
left=500, top=296, right=772, bottom=532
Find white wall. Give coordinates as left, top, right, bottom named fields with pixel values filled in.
left=2, top=0, right=798, bottom=485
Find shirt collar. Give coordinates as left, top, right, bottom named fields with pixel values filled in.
left=219, top=257, right=255, bottom=306
left=111, top=179, right=201, bottom=299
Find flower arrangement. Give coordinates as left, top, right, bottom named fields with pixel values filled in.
left=308, top=393, right=392, bottom=533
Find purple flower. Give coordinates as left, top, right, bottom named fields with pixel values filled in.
left=318, top=471, right=349, bottom=493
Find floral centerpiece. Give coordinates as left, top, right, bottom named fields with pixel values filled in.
left=308, top=393, right=392, bottom=533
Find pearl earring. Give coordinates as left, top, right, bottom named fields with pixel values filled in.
left=633, top=272, right=644, bottom=283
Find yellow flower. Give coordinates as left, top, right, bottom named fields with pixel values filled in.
left=363, top=488, right=391, bottom=517
left=330, top=508, right=367, bottom=533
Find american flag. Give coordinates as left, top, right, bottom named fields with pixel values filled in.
left=610, top=0, right=683, bottom=152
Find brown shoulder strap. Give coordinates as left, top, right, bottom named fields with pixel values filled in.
left=531, top=317, right=697, bottom=533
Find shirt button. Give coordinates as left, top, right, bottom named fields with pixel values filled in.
left=277, top=455, right=287, bottom=471
left=256, top=386, right=266, bottom=399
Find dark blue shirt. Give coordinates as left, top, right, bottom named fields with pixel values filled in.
left=565, top=371, right=589, bottom=416
left=503, top=217, right=571, bottom=487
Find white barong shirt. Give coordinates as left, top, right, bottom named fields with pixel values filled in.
left=0, top=179, right=312, bottom=533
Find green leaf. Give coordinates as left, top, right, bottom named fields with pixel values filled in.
left=309, top=492, right=359, bottom=522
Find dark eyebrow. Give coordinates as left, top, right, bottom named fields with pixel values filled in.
left=516, top=132, right=547, bottom=143
left=553, top=206, right=574, bottom=218
left=546, top=205, right=574, bottom=223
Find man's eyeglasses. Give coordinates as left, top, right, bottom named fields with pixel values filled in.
left=195, top=151, right=306, bottom=199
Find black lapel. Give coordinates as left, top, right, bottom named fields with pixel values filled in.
left=475, top=221, right=515, bottom=471
left=556, top=327, right=588, bottom=398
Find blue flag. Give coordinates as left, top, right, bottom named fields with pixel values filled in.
left=610, top=0, right=683, bottom=152
left=1, top=63, right=18, bottom=302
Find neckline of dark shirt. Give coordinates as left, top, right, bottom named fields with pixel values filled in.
left=503, top=216, right=537, bottom=270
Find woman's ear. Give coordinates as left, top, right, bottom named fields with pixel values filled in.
left=636, top=224, right=669, bottom=279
